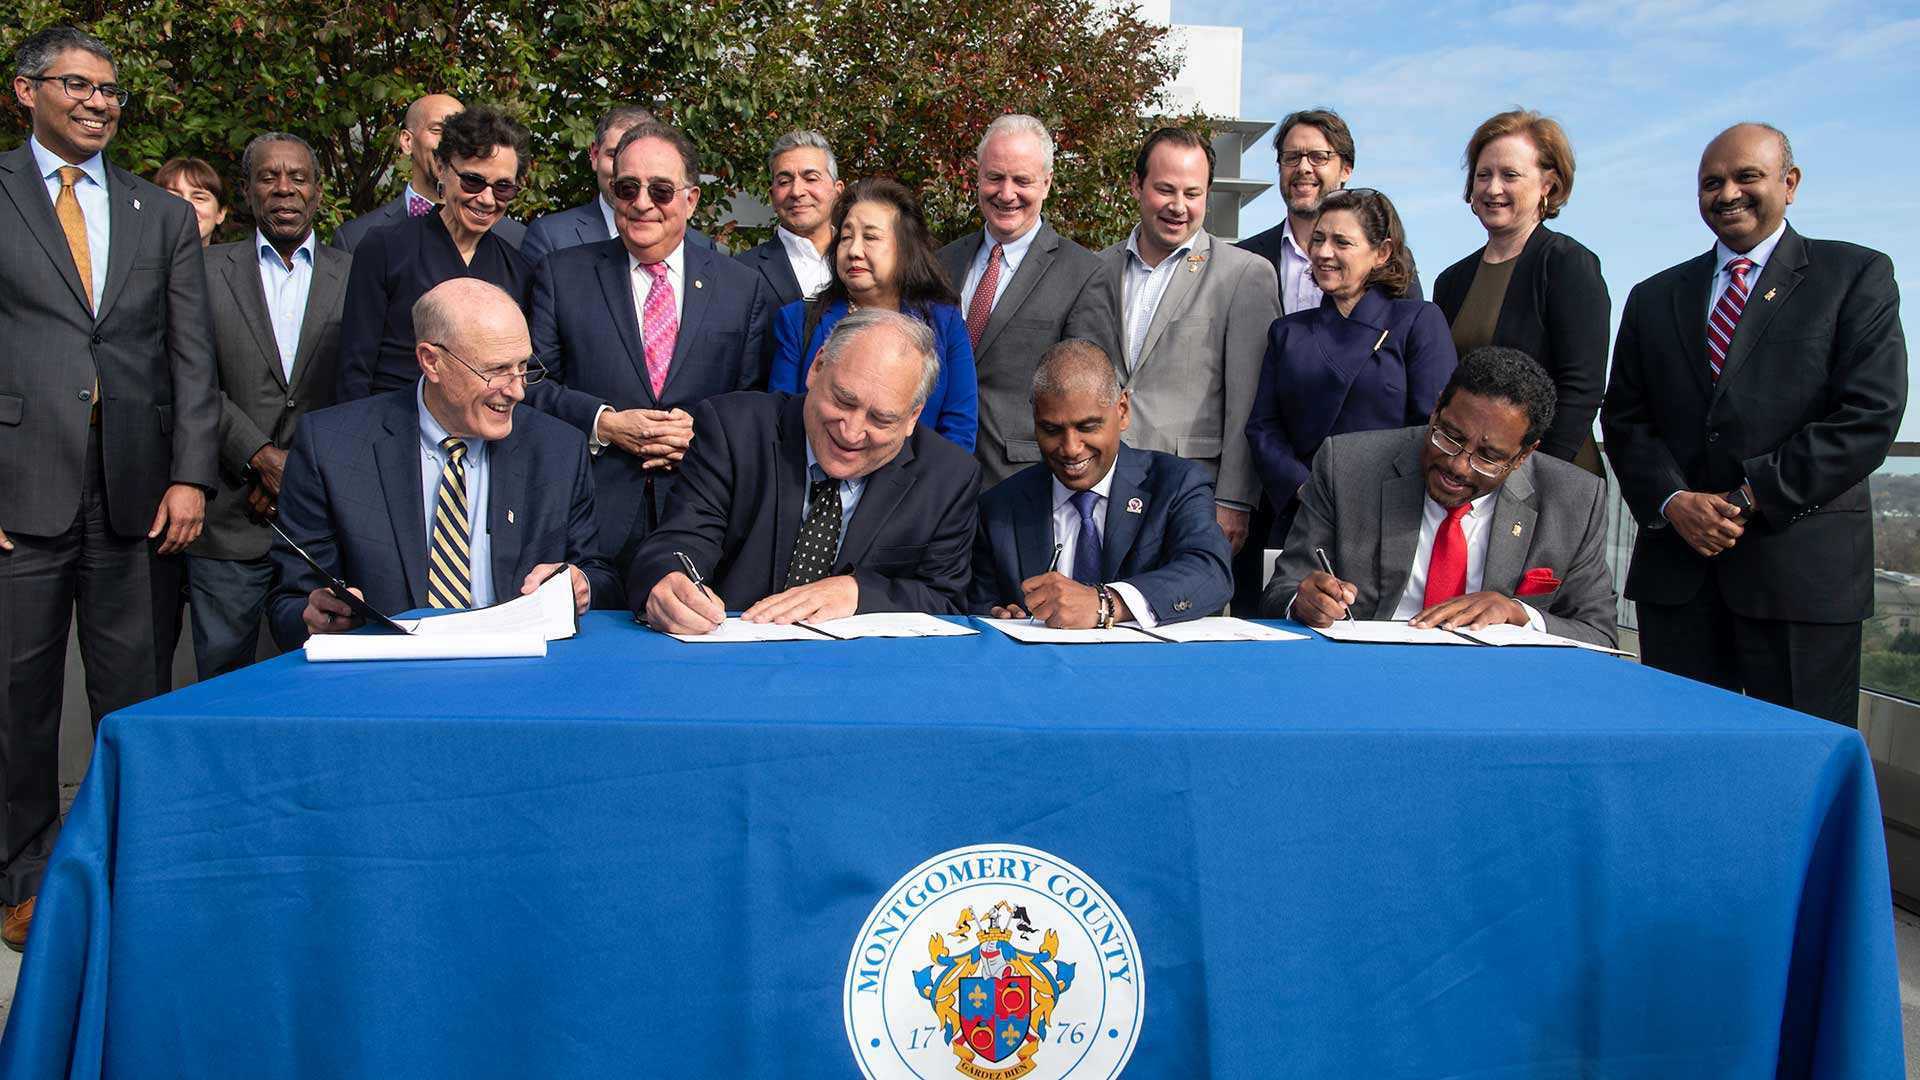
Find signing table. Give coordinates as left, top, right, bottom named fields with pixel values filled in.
left=0, top=613, right=1903, bottom=1078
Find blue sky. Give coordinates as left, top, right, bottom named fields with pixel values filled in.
left=1177, top=0, right=1920, bottom=437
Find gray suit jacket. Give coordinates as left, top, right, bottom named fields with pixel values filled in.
left=187, top=237, right=350, bottom=561
left=0, top=143, right=219, bottom=538
left=937, top=222, right=1106, bottom=487
left=1083, top=230, right=1280, bottom=509
left=332, top=191, right=527, bottom=254
left=1264, top=425, right=1618, bottom=646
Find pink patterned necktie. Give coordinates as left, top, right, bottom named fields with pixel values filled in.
left=1706, top=256, right=1753, bottom=382
left=640, top=261, right=678, bottom=397
left=965, top=243, right=1004, bottom=349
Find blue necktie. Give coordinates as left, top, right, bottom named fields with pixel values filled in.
left=1070, top=490, right=1103, bottom=586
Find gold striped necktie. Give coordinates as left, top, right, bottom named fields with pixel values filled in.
left=426, top=436, right=473, bottom=609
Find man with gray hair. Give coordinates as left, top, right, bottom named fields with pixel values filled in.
left=632, top=307, right=981, bottom=633
left=938, top=114, right=1106, bottom=488
left=737, top=129, right=843, bottom=306
left=522, top=103, right=713, bottom=264
left=969, top=339, right=1231, bottom=627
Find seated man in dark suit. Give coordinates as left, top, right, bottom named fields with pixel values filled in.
left=631, top=308, right=980, bottom=633
left=526, top=120, right=773, bottom=565
left=268, top=279, right=618, bottom=647
left=970, top=340, right=1231, bottom=627
left=1266, top=346, right=1617, bottom=646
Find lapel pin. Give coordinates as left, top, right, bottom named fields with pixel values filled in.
left=1126, top=497, right=1144, bottom=514
left=693, top=279, right=703, bottom=289
left=1510, top=522, right=1523, bottom=537
left=132, top=197, right=141, bottom=211
left=507, top=509, right=515, bottom=525
left=1763, top=287, right=1777, bottom=301
left=1184, top=253, right=1206, bottom=273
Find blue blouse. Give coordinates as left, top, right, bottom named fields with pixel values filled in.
left=768, top=298, right=978, bottom=451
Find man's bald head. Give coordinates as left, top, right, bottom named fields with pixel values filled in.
left=1698, top=121, right=1800, bottom=253
left=1030, top=340, right=1129, bottom=492
left=399, top=93, right=464, bottom=196
left=414, top=279, right=533, bottom=441
left=1030, top=339, right=1122, bottom=407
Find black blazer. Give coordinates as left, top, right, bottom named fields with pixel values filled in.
left=734, top=234, right=806, bottom=309
left=627, top=392, right=981, bottom=616
left=1433, top=224, right=1609, bottom=462
left=1601, top=224, right=1907, bottom=622
left=335, top=212, right=533, bottom=400
left=0, top=144, right=219, bottom=539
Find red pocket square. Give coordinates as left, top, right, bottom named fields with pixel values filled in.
left=1516, top=568, right=1561, bottom=596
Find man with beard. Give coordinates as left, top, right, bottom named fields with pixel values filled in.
left=187, top=132, right=350, bottom=677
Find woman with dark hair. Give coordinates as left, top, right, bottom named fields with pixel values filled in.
left=1245, top=188, right=1457, bottom=545
left=768, top=178, right=978, bottom=449
left=1433, top=109, right=1608, bottom=473
left=336, top=104, right=534, bottom=399
left=154, top=156, right=227, bottom=246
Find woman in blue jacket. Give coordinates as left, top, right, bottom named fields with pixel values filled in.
left=1246, top=188, right=1458, bottom=546
left=769, top=178, right=977, bottom=450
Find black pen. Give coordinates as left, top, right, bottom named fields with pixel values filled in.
left=1314, top=547, right=1354, bottom=622
left=1047, top=542, right=1063, bottom=574
left=674, top=551, right=714, bottom=601
left=534, top=562, right=571, bottom=587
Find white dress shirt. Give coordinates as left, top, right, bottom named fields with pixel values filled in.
left=415, top=380, right=494, bottom=607
left=1389, top=491, right=1543, bottom=630
left=1276, top=222, right=1321, bottom=315
left=256, top=230, right=317, bottom=383
left=30, top=135, right=109, bottom=311
left=1047, top=460, right=1157, bottom=627
left=960, top=219, right=1042, bottom=317
left=776, top=225, right=833, bottom=299
left=1121, top=226, right=1195, bottom=371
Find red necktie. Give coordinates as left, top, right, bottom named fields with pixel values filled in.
left=640, top=261, right=678, bottom=397
left=965, top=243, right=1004, bottom=349
left=1422, top=502, right=1473, bottom=609
left=1706, top=256, right=1753, bottom=382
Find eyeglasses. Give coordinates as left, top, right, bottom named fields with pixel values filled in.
left=610, top=178, right=693, bottom=206
left=429, top=342, right=546, bottom=390
left=1428, top=425, right=1517, bottom=479
left=452, top=170, right=521, bottom=203
left=25, top=74, right=129, bottom=108
left=1280, top=149, right=1340, bottom=168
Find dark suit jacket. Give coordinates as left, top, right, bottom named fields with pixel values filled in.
left=523, top=198, right=712, bottom=267
left=1246, top=288, right=1457, bottom=544
left=1265, top=426, right=1617, bottom=646
left=937, top=223, right=1107, bottom=486
left=735, top=233, right=806, bottom=309
left=1433, top=225, right=1609, bottom=462
left=526, top=238, right=773, bottom=559
left=1237, top=220, right=1423, bottom=310
left=266, top=389, right=618, bottom=647
left=627, top=392, right=981, bottom=615
left=968, top=444, right=1232, bottom=622
left=188, top=237, right=350, bottom=561
left=0, top=143, right=219, bottom=539
left=332, top=191, right=526, bottom=254
left=1601, top=224, right=1907, bottom=623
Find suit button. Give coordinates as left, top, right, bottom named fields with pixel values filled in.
left=1707, top=430, right=1719, bottom=442
left=91, top=334, right=103, bottom=346
left=286, top=399, right=298, bottom=410
left=78, top=390, right=91, bottom=402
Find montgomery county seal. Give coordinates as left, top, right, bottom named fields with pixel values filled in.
left=844, top=844, right=1143, bottom=1079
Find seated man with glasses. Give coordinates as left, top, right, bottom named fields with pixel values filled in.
left=268, top=278, right=618, bottom=648
left=1263, top=346, right=1617, bottom=647
left=526, top=120, right=774, bottom=566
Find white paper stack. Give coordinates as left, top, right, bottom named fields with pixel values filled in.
left=304, top=632, right=547, bottom=662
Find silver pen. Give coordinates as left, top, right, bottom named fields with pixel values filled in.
left=1314, top=547, right=1354, bottom=622
left=674, top=550, right=714, bottom=602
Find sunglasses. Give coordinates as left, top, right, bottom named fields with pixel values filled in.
left=610, top=178, right=693, bottom=206
left=452, top=170, right=521, bottom=202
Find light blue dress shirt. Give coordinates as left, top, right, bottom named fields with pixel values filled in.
left=1121, top=226, right=1195, bottom=370
left=416, top=381, right=494, bottom=606
left=256, top=230, right=317, bottom=383
left=960, top=218, right=1043, bottom=316
left=802, top=441, right=866, bottom=560
left=29, top=135, right=110, bottom=311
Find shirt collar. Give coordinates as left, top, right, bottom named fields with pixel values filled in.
left=1050, top=454, right=1118, bottom=512
left=1715, top=219, right=1788, bottom=275
left=405, top=181, right=438, bottom=206
left=1425, top=488, right=1497, bottom=521
left=802, top=439, right=869, bottom=491
left=1124, top=225, right=1194, bottom=271
left=630, top=240, right=687, bottom=282
left=984, top=218, right=1042, bottom=262
left=1280, top=221, right=1311, bottom=261
left=776, top=224, right=828, bottom=263
left=415, top=379, right=485, bottom=457
left=255, top=229, right=316, bottom=270
left=29, top=134, right=106, bottom=190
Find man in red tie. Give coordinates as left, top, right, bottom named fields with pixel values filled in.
left=1270, top=347, right=1618, bottom=649
left=1603, top=124, right=1906, bottom=726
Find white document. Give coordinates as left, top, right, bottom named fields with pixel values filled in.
left=1138, top=617, right=1308, bottom=643
left=1311, top=620, right=1477, bottom=646
left=978, top=618, right=1161, bottom=644
left=802, top=612, right=979, bottom=639
left=1450, top=624, right=1632, bottom=655
left=304, top=631, right=547, bottom=662
left=403, top=569, right=579, bottom=640
left=664, top=618, right=832, bottom=643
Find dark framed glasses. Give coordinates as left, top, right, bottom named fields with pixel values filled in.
left=453, top=170, right=521, bottom=202
left=26, top=74, right=129, bottom=108
left=1280, top=149, right=1339, bottom=168
left=610, top=178, right=693, bottom=206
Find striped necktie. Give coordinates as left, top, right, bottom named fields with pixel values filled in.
left=426, top=436, right=473, bottom=609
left=1706, top=256, right=1754, bottom=382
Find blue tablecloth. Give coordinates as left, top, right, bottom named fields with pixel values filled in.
left=0, top=613, right=1903, bottom=1078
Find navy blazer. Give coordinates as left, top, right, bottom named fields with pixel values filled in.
left=628, top=391, right=981, bottom=616
left=266, top=388, right=618, bottom=648
left=332, top=191, right=526, bottom=254
left=733, top=235, right=806, bottom=309
left=336, top=212, right=533, bottom=401
left=1245, top=288, right=1457, bottom=544
left=525, top=237, right=774, bottom=560
left=969, top=445, right=1232, bottom=623
left=523, top=198, right=712, bottom=267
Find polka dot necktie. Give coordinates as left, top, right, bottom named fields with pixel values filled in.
left=786, top=477, right=842, bottom=588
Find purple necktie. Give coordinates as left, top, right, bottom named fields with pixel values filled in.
left=1069, top=490, right=1103, bottom=586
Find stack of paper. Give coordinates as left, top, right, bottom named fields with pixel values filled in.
left=978, top=619, right=1161, bottom=644
left=1137, top=617, right=1307, bottom=643
left=303, top=569, right=575, bottom=662
left=803, top=613, right=979, bottom=639
left=1310, top=620, right=1477, bottom=645
left=1449, top=624, right=1632, bottom=655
